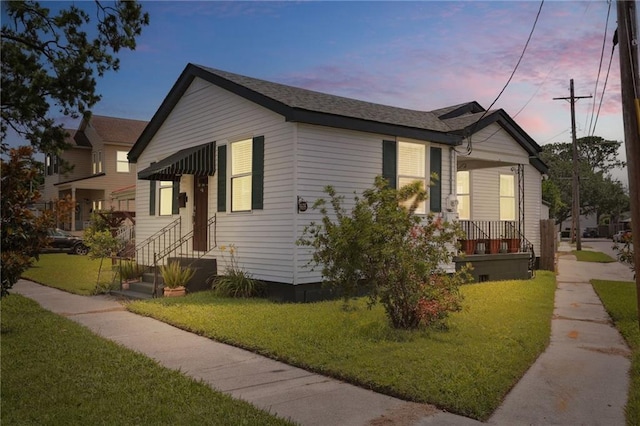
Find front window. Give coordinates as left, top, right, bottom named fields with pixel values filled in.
left=92, top=200, right=102, bottom=211
left=398, top=141, right=426, bottom=214
left=159, top=181, right=174, bottom=216
left=116, top=151, right=129, bottom=172
left=457, top=171, right=470, bottom=220
left=231, top=139, right=252, bottom=212
left=92, top=151, right=102, bottom=174
left=500, top=174, right=516, bottom=221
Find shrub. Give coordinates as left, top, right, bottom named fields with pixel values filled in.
left=119, top=260, right=144, bottom=281
left=160, top=261, right=195, bottom=289
left=299, top=176, right=471, bottom=329
left=613, top=232, right=635, bottom=278
left=209, top=245, right=264, bottom=298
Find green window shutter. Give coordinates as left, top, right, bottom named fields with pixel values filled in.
left=382, top=140, right=397, bottom=189
left=430, top=147, right=442, bottom=212
left=217, top=145, right=227, bottom=212
left=252, top=136, right=264, bottom=210
left=172, top=181, right=180, bottom=215
left=149, top=162, right=156, bottom=215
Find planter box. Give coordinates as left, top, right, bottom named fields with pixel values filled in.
left=163, top=286, right=186, bottom=297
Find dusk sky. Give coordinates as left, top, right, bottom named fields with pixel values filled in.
left=4, top=1, right=631, bottom=183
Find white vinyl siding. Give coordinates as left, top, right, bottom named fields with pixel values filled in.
left=135, top=77, right=295, bottom=283
left=231, top=138, right=252, bottom=212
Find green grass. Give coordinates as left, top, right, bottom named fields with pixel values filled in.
left=128, top=271, right=557, bottom=420
left=571, top=250, right=616, bottom=263
left=21, top=253, right=116, bottom=295
left=0, top=294, right=292, bottom=426
left=591, top=279, right=640, bottom=426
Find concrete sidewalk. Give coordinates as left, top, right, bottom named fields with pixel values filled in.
left=12, top=245, right=633, bottom=425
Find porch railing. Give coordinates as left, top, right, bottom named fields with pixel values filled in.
left=135, top=217, right=182, bottom=268
left=151, top=215, right=217, bottom=296
left=458, top=220, right=534, bottom=268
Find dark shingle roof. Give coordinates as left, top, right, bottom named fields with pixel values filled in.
left=199, top=66, right=451, bottom=134
left=128, top=63, right=545, bottom=176
left=89, top=115, right=148, bottom=145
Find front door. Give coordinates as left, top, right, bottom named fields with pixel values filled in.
left=193, top=176, right=208, bottom=251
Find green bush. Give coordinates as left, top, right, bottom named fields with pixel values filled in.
left=299, top=176, right=471, bottom=329
left=209, top=245, right=264, bottom=298
left=119, top=260, right=144, bottom=281
left=160, top=261, right=194, bottom=289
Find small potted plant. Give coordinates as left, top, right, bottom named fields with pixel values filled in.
left=160, top=261, right=195, bottom=297
left=119, top=260, right=143, bottom=290
left=501, top=227, right=520, bottom=253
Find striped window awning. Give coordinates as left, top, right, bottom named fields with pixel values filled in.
left=138, top=141, right=216, bottom=181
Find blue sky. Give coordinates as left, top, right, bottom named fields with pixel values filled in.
left=4, top=1, right=630, bottom=181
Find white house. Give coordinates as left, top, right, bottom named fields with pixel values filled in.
left=127, top=64, right=547, bottom=300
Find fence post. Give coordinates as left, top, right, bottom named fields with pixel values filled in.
left=539, top=219, right=557, bottom=271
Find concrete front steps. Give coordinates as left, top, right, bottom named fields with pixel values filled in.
left=110, top=257, right=216, bottom=300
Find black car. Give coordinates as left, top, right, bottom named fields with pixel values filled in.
left=582, top=228, right=599, bottom=238
left=45, top=229, right=89, bottom=255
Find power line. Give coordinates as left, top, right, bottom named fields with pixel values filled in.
left=590, top=43, right=616, bottom=137
left=461, top=0, right=544, bottom=155
left=586, top=0, right=613, bottom=137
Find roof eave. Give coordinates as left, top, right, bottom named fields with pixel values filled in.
left=287, top=109, right=461, bottom=145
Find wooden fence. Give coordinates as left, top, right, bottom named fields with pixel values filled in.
left=539, top=219, right=557, bottom=271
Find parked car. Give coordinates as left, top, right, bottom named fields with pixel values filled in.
left=44, top=229, right=89, bottom=255
left=612, top=230, right=632, bottom=243
left=582, top=228, right=599, bottom=238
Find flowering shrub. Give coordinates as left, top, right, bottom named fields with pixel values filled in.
left=299, top=176, right=472, bottom=329
left=210, top=245, right=264, bottom=298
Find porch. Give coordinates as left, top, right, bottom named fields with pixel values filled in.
left=455, top=220, right=535, bottom=282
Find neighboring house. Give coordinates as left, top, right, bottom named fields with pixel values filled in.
left=128, top=63, right=547, bottom=300
left=42, top=115, right=148, bottom=231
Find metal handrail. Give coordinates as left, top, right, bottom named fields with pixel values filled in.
left=150, top=215, right=217, bottom=297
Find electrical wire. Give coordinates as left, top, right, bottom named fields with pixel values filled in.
left=586, top=0, right=612, bottom=137
left=590, top=44, right=616, bottom=137
left=461, top=0, right=545, bottom=155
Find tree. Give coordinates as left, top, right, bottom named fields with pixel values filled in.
left=0, top=1, right=148, bottom=296
left=1, top=1, right=149, bottom=155
left=541, top=136, right=629, bottom=225
left=299, top=176, right=471, bottom=330
left=0, top=146, right=73, bottom=297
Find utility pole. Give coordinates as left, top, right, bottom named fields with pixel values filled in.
left=616, top=0, right=640, bottom=326
left=554, top=79, right=592, bottom=251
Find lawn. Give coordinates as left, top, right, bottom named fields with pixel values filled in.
left=21, top=253, right=117, bottom=295
left=128, top=271, right=557, bottom=420
left=571, top=250, right=616, bottom=263
left=0, top=294, right=292, bottom=426
left=591, top=279, right=640, bottom=426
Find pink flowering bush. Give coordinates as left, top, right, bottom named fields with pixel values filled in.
left=300, top=176, right=471, bottom=329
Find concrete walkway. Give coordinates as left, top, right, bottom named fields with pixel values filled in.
left=12, top=243, right=633, bottom=425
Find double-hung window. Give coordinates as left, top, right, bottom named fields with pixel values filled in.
left=499, top=174, right=516, bottom=221
left=231, top=139, right=253, bottom=212
left=116, top=151, right=129, bottom=172
left=398, top=141, right=427, bottom=214
left=158, top=181, right=174, bottom=216
left=457, top=171, right=470, bottom=220
left=92, top=151, right=102, bottom=174
left=382, top=140, right=442, bottom=213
